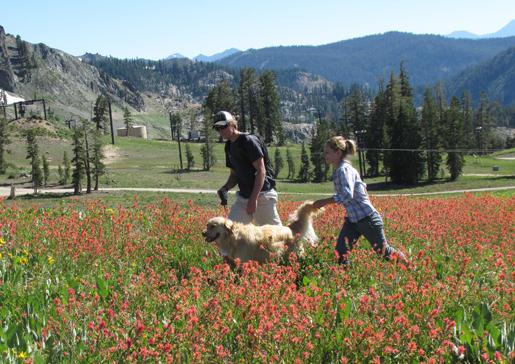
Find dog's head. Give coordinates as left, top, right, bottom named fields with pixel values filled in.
left=202, top=217, right=234, bottom=243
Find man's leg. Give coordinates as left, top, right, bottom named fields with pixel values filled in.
left=228, top=193, right=253, bottom=224
left=253, top=189, right=282, bottom=226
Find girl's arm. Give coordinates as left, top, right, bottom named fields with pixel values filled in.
left=313, top=197, right=335, bottom=210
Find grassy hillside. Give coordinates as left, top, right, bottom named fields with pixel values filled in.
left=1, top=136, right=514, bottom=196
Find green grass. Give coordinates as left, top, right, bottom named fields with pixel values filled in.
left=1, top=135, right=514, bottom=198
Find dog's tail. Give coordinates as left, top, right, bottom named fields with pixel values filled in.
left=287, top=201, right=323, bottom=247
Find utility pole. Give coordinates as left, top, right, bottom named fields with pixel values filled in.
left=169, top=112, right=183, bottom=170
left=169, top=112, right=174, bottom=139
left=108, top=100, right=115, bottom=145
left=354, top=130, right=367, bottom=179
left=475, top=126, right=483, bottom=155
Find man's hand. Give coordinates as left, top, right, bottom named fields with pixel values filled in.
left=246, top=197, right=258, bottom=215
left=217, top=188, right=228, bottom=206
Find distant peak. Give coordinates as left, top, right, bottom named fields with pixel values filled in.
left=193, top=48, right=240, bottom=62
left=447, top=19, right=515, bottom=39
left=165, top=53, right=188, bottom=60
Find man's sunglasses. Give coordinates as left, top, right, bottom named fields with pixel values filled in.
left=213, top=124, right=229, bottom=131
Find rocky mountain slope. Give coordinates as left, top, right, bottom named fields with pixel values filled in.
left=0, top=26, right=143, bottom=121
left=447, top=46, right=515, bottom=106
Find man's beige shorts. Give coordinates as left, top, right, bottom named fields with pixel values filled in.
left=228, top=189, right=282, bottom=226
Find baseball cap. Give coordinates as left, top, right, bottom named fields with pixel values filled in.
left=213, top=111, right=236, bottom=127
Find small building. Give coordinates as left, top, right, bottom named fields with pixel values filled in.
left=188, top=130, right=201, bottom=141
left=117, top=125, right=148, bottom=139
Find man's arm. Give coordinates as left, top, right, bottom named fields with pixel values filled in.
left=247, top=157, right=266, bottom=215
left=220, top=169, right=238, bottom=192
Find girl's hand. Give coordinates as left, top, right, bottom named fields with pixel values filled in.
left=313, top=198, right=334, bottom=209
left=313, top=199, right=325, bottom=209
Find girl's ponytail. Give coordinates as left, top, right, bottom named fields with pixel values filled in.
left=344, top=139, right=357, bottom=156
left=327, top=136, right=357, bottom=157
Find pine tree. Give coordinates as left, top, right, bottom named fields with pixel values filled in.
left=170, top=112, right=184, bottom=170
left=238, top=68, right=254, bottom=132
left=71, top=127, right=85, bottom=195
left=399, top=61, right=412, bottom=99
left=297, top=142, right=310, bottom=182
left=342, top=84, right=367, bottom=132
left=273, top=147, right=284, bottom=178
left=444, top=97, right=465, bottom=180
left=201, top=80, right=235, bottom=170
left=461, top=91, right=474, bottom=148
left=93, top=95, right=109, bottom=132
left=63, top=151, right=71, bottom=185
left=310, top=118, right=330, bottom=182
left=259, top=71, right=283, bottom=144
left=185, top=143, right=195, bottom=170
left=383, top=72, right=400, bottom=180
left=25, top=130, right=42, bottom=194
left=42, top=154, right=49, bottom=187
left=82, top=121, right=92, bottom=194
left=58, top=165, right=64, bottom=184
left=421, top=88, right=442, bottom=181
left=246, top=70, right=261, bottom=134
left=384, top=67, right=424, bottom=184
left=286, top=148, right=295, bottom=180
left=474, top=92, right=491, bottom=153
left=123, top=107, right=133, bottom=136
left=366, top=83, right=387, bottom=177
left=15, top=36, right=33, bottom=82
left=0, top=118, right=10, bottom=174
left=91, top=129, right=105, bottom=191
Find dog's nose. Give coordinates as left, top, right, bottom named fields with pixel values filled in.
left=202, top=231, right=207, bottom=237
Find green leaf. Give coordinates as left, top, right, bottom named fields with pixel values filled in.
left=96, top=276, right=109, bottom=299
left=454, top=306, right=465, bottom=327
left=486, top=322, right=501, bottom=348
left=436, top=262, right=444, bottom=279
left=339, top=299, right=351, bottom=321
left=33, top=352, right=46, bottom=364
left=472, top=306, right=484, bottom=336
left=302, top=276, right=311, bottom=287
left=460, top=325, right=473, bottom=345
left=480, top=302, right=492, bottom=323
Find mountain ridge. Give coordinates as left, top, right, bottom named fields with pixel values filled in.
left=193, top=48, right=240, bottom=62
left=447, top=19, right=515, bottom=39
left=217, top=32, right=515, bottom=87
left=447, top=46, right=515, bottom=106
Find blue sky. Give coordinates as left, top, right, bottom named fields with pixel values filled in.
left=1, top=0, right=514, bottom=59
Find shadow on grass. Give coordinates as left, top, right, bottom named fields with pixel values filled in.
left=366, top=175, right=515, bottom=192
left=276, top=179, right=310, bottom=184
left=162, top=169, right=208, bottom=175
left=0, top=181, right=31, bottom=187
left=10, top=192, right=77, bottom=200
left=484, top=175, right=515, bottom=180
left=366, top=180, right=446, bottom=191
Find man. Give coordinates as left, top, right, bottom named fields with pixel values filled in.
left=214, top=111, right=282, bottom=226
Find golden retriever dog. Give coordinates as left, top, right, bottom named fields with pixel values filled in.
left=202, top=201, right=322, bottom=267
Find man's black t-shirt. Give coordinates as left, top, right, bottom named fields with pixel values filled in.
left=225, top=133, right=276, bottom=199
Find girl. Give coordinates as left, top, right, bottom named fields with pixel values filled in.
left=313, top=136, right=407, bottom=266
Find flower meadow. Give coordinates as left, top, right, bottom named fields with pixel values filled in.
left=0, top=194, right=513, bottom=363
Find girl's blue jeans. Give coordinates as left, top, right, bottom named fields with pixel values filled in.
left=336, top=210, right=394, bottom=264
